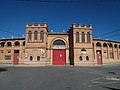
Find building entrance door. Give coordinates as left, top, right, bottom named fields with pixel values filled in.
left=53, top=50, right=66, bottom=65
left=97, top=50, right=102, bottom=65
left=13, top=50, right=19, bottom=65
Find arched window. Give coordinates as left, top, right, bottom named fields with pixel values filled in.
left=23, top=41, right=25, bottom=46
left=87, top=32, right=90, bottom=43
left=109, top=43, right=113, bottom=48
left=81, top=32, right=85, bottom=43
left=14, top=41, right=20, bottom=46
left=79, top=56, right=82, bottom=61
left=30, top=56, right=33, bottom=61
left=81, top=48, right=86, bottom=54
left=86, top=56, right=89, bottom=61
left=103, top=43, right=107, bottom=47
left=7, top=42, right=12, bottom=47
left=53, top=40, right=65, bottom=45
left=76, top=32, right=79, bottom=43
left=40, top=31, right=44, bottom=42
left=96, top=42, right=101, bottom=47
left=37, top=56, right=40, bottom=61
left=28, top=31, right=32, bottom=42
left=1, top=42, right=5, bottom=47
left=114, top=44, right=117, bottom=48
left=34, top=31, right=38, bottom=41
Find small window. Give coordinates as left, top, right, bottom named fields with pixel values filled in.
left=14, top=41, right=20, bottom=46
left=79, top=56, right=82, bottom=61
left=34, top=31, right=38, bottom=41
left=86, top=56, right=89, bottom=61
left=37, top=56, right=40, bottom=61
left=87, top=32, right=90, bottom=43
left=23, top=41, right=25, bottom=46
left=14, top=50, right=19, bottom=53
left=109, top=43, right=113, bottom=48
left=96, top=42, right=101, bottom=47
left=30, top=56, right=33, bottom=61
left=28, top=31, right=32, bottom=42
left=76, top=32, right=79, bottom=43
left=8, top=50, right=11, bottom=53
left=114, top=44, right=117, bottom=48
left=7, top=42, right=12, bottom=47
left=81, top=32, right=85, bottom=43
left=5, top=55, right=11, bottom=60
left=1, top=42, right=5, bottom=47
left=103, top=43, right=107, bottom=47
left=40, top=31, right=44, bottom=42
left=0, top=50, right=4, bottom=53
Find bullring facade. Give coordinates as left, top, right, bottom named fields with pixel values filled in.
left=0, top=22, right=120, bottom=66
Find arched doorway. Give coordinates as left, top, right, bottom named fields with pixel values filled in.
left=96, top=42, right=102, bottom=65
left=52, top=39, right=66, bottom=65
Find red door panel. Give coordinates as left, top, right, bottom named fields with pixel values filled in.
left=97, top=54, right=102, bottom=65
left=53, top=50, right=66, bottom=65
left=13, top=53, right=19, bottom=65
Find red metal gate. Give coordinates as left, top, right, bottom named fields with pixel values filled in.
left=13, top=53, right=19, bottom=65
left=97, top=53, right=102, bottom=65
left=53, top=50, right=66, bottom=65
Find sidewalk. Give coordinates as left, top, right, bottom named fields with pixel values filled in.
left=0, top=63, right=120, bottom=67
left=0, top=63, right=14, bottom=67
left=0, top=63, right=48, bottom=67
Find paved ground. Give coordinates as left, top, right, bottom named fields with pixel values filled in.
left=0, top=65, right=120, bottom=90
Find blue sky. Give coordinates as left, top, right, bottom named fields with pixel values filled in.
left=0, top=0, right=120, bottom=41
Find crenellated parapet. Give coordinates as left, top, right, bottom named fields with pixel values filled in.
left=26, top=22, right=48, bottom=27
left=72, top=23, right=92, bottom=29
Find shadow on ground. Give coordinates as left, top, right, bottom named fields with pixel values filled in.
left=103, top=87, right=120, bottom=90
left=0, top=68, right=7, bottom=72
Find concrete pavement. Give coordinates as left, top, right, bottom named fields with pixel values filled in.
left=0, top=65, right=120, bottom=90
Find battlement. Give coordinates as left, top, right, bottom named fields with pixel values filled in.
left=26, top=22, right=48, bottom=27
left=72, top=23, right=92, bottom=29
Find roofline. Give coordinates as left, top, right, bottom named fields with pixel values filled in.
left=93, top=38, right=120, bottom=43
left=0, top=37, right=120, bottom=43
left=48, top=32, right=68, bottom=35
left=0, top=37, right=25, bottom=41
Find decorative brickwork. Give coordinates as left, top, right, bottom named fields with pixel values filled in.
left=0, top=22, right=120, bottom=66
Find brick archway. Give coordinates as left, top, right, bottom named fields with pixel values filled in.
left=52, top=39, right=66, bottom=65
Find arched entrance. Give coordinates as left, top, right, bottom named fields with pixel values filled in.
left=52, top=39, right=66, bottom=65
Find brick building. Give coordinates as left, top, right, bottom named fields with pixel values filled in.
left=0, top=22, right=120, bottom=66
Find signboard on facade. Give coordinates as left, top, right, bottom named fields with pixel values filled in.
left=24, top=52, right=28, bottom=58
left=81, top=48, right=86, bottom=54
left=81, top=51, right=86, bottom=54
left=52, top=45, right=65, bottom=49
left=40, top=49, right=46, bottom=57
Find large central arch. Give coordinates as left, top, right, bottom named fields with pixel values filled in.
left=52, top=39, right=66, bottom=65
